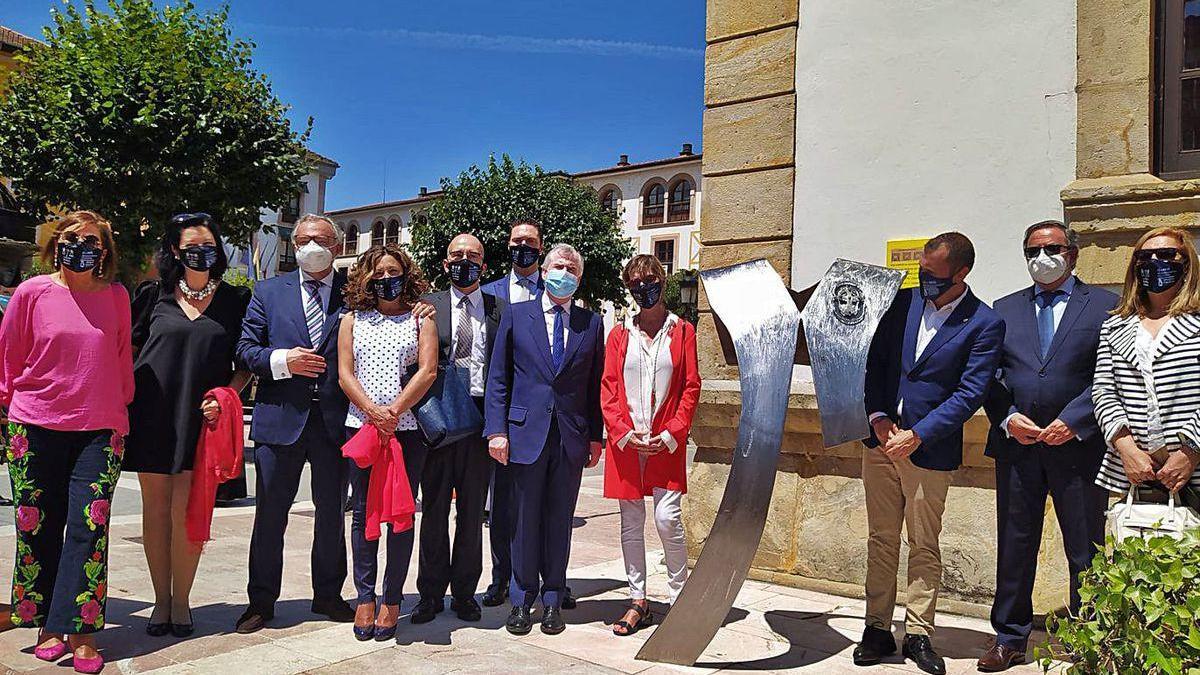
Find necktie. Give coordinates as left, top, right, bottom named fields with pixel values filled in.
left=453, top=295, right=474, bottom=368
left=304, top=280, right=325, bottom=348
left=1036, top=290, right=1063, bottom=359
left=518, top=276, right=535, bottom=299
left=551, top=305, right=565, bottom=372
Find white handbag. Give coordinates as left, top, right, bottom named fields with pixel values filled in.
left=1106, top=487, right=1200, bottom=542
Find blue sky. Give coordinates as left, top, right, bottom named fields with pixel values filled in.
left=4, top=1, right=705, bottom=210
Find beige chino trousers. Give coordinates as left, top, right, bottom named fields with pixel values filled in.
left=862, top=446, right=953, bottom=636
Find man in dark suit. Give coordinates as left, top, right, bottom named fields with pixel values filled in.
left=858, top=232, right=1006, bottom=675
left=234, top=214, right=354, bottom=632
left=484, top=243, right=604, bottom=636
left=411, top=233, right=506, bottom=624
left=976, top=221, right=1117, bottom=671
left=479, top=219, right=546, bottom=609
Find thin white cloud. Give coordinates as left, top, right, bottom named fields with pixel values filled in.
left=241, top=21, right=702, bottom=60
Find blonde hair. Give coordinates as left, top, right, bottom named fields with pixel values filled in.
left=1114, top=226, right=1200, bottom=318
left=40, top=210, right=119, bottom=282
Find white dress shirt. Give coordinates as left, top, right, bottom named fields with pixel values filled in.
left=541, top=293, right=570, bottom=353
left=451, top=285, right=488, bottom=396
left=509, top=270, right=541, bottom=303
left=270, top=269, right=335, bottom=380
left=1000, top=275, right=1078, bottom=437
left=617, top=313, right=680, bottom=454
left=870, top=288, right=969, bottom=424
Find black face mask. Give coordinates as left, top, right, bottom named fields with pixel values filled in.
left=180, top=244, right=219, bottom=272
left=629, top=281, right=663, bottom=309
left=373, top=275, right=406, bottom=302
left=1137, top=259, right=1186, bottom=294
left=57, top=241, right=103, bottom=274
left=509, top=244, right=540, bottom=269
left=918, top=269, right=956, bottom=302
left=447, top=259, right=482, bottom=288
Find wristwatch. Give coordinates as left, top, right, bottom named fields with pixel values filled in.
left=1176, top=433, right=1200, bottom=460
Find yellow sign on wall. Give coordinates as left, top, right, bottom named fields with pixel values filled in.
left=886, top=238, right=930, bottom=289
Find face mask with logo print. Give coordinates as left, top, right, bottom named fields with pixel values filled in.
left=509, top=244, right=540, bottom=269
left=373, top=275, right=406, bottom=302
left=447, top=259, right=482, bottom=288
left=180, top=244, right=219, bottom=272
left=1137, top=259, right=1186, bottom=294
left=917, top=269, right=956, bottom=302
left=629, top=281, right=663, bottom=309
left=57, top=241, right=102, bottom=273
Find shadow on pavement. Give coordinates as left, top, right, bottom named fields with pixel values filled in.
left=698, top=610, right=997, bottom=671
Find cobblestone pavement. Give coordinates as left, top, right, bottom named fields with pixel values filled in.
left=0, top=459, right=1050, bottom=674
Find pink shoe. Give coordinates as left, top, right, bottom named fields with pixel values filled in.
left=72, top=652, right=104, bottom=674
left=33, top=641, right=68, bottom=661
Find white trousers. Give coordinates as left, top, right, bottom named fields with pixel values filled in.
left=619, top=488, right=688, bottom=603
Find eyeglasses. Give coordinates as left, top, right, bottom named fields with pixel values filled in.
left=294, top=235, right=337, bottom=248
left=1133, top=247, right=1183, bottom=263
left=59, top=231, right=102, bottom=248
left=1023, top=244, right=1073, bottom=259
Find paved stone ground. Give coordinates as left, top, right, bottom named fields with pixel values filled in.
left=0, top=458, right=1051, bottom=674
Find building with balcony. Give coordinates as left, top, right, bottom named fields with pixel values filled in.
left=325, top=146, right=702, bottom=276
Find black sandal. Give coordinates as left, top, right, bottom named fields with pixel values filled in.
left=612, top=602, right=653, bottom=636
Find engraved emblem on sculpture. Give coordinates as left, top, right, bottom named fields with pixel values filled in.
left=831, top=282, right=866, bottom=325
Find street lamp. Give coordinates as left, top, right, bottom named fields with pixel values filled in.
left=678, top=270, right=699, bottom=322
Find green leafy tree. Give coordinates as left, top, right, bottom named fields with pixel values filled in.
left=0, top=0, right=311, bottom=281
left=408, top=155, right=636, bottom=308
left=1038, top=531, right=1200, bottom=674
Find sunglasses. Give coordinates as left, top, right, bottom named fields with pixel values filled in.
left=1133, top=247, right=1183, bottom=263
left=171, top=212, right=213, bottom=227
left=1023, top=244, right=1073, bottom=259
left=59, top=231, right=102, bottom=248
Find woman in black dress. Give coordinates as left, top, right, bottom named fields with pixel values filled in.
left=124, top=213, right=251, bottom=638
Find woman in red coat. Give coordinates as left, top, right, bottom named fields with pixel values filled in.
left=602, top=254, right=701, bottom=636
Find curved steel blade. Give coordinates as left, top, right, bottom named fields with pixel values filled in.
left=800, top=259, right=905, bottom=447
left=636, top=258, right=800, bottom=666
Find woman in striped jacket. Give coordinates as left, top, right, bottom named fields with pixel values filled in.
left=1092, top=226, right=1200, bottom=496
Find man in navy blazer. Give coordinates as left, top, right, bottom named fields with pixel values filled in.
left=479, top=219, right=545, bottom=608
left=976, top=222, right=1117, bottom=672
left=857, top=232, right=1005, bottom=675
left=234, top=215, right=354, bottom=633
left=484, top=242, right=604, bottom=636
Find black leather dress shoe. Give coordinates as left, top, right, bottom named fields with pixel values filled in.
left=541, top=606, right=566, bottom=635
left=561, top=588, right=577, bottom=610
left=852, top=625, right=897, bottom=666
left=451, top=597, right=482, bottom=622
left=481, top=585, right=508, bottom=607
left=235, top=607, right=273, bottom=634
left=410, top=597, right=444, bottom=624
left=311, top=598, right=355, bottom=623
left=506, top=606, right=533, bottom=635
left=903, top=635, right=946, bottom=675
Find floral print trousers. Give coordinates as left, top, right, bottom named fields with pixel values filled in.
left=7, top=423, right=123, bottom=634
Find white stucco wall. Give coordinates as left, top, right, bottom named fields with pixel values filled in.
left=790, top=0, right=1077, bottom=304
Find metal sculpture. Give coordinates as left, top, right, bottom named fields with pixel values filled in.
left=801, top=259, right=906, bottom=447
left=636, top=259, right=801, bottom=666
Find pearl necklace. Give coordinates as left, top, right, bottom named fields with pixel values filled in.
left=178, top=278, right=218, bottom=301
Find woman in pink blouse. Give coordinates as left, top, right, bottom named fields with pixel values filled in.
left=0, top=211, right=134, bottom=674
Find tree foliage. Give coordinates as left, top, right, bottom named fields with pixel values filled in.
left=1038, top=531, right=1200, bottom=674
left=0, top=0, right=310, bottom=279
left=408, top=155, right=636, bottom=308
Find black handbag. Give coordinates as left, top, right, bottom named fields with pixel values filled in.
left=403, top=362, right=484, bottom=449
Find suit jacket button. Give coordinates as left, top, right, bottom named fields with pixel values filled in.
left=547, top=406, right=553, bottom=413
left=1038, top=372, right=1046, bottom=378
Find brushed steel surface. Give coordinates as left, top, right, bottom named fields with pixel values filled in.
left=800, top=259, right=905, bottom=447
left=635, top=259, right=800, bottom=666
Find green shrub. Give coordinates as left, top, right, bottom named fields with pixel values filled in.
left=1039, top=531, right=1200, bottom=674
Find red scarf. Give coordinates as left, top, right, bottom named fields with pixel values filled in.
left=186, top=387, right=244, bottom=546
left=342, top=425, right=415, bottom=540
